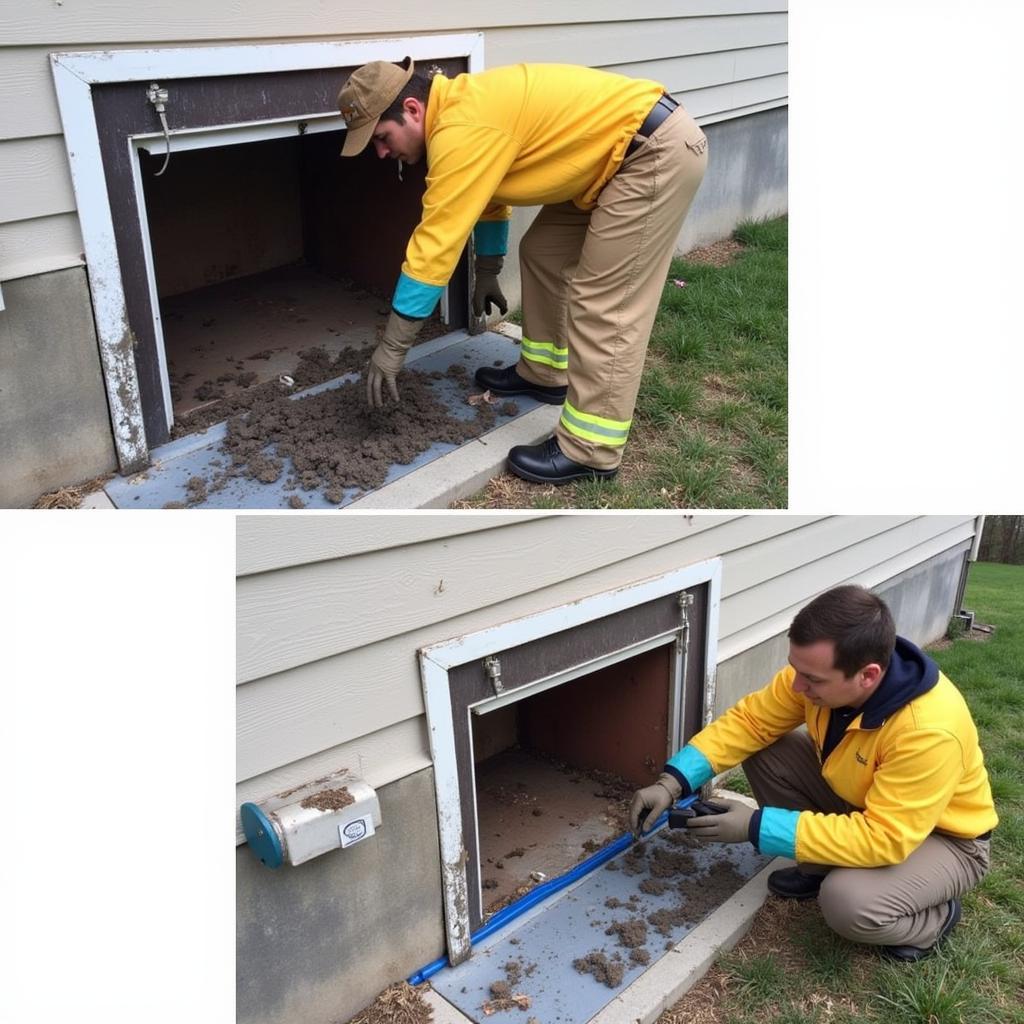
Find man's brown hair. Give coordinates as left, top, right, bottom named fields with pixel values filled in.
left=788, top=585, right=896, bottom=677
left=379, top=69, right=433, bottom=126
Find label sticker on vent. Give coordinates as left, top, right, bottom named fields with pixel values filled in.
left=339, top=815, right=375, bottom=848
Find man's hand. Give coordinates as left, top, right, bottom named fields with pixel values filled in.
left=629, top=772, right=682, bottom=838
left=683, top=799, right=755, bottom=844
left=367, top=312, right=423, bottom=409
left=473, top=254, right=508, bottom=318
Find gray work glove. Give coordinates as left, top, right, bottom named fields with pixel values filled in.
left=367, top=312, right=423, bottom=409
left=473, top=254, right=508, bottom=318
left=629, top=772, right=682, bottom=838
left=684, top=799, right=755, bottom=845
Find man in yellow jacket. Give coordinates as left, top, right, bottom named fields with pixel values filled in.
left=337, top=58, right=708, bottom=484
left=630, top=585, right=996, bottom=961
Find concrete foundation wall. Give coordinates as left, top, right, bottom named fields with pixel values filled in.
left=714, top=540, right=971, bottom=713
left=236, top=766, right=445, bottom=1024
left=0, top=267, right=115, bottom=507
left=498, top=105, right=787, bottom=317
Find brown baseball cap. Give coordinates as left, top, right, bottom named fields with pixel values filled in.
left=337, top=57, right=415, bottom=157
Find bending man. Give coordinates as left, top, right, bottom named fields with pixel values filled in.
left=338, top=58, right=707, bottom=484
left=629, top=585, right=996, bottom=961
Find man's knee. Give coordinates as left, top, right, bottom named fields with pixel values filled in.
left=817, top=871, right=884, bottom=944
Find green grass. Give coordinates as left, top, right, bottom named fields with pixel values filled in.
left=670, top=562, right=1024, bottom=1024
left=456, top=217, right=787, bottom=509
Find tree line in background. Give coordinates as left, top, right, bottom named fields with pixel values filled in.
left=978, top=515, right=1024, bottom=565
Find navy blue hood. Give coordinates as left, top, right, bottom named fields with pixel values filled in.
left=857, top=635, right=939, bottom=728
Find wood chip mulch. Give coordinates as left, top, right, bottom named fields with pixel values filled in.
left=346, top=981, right=433, bottom=1024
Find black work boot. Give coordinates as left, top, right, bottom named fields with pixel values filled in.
left=881, top=898, right=961, bottom=963
left=474, top=364, right=567, bottom=406
left=506, top=435, right=618, bottom=485
left=766, top=866, right=825, bottom=900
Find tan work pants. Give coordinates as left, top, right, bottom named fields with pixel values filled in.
left=743, top=732, right=991, bottom=949
left=516, top=103, right=708, bottom=469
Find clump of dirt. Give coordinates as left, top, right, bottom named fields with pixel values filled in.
left=621, top=844, right=647, bottom=876
left=573, top=951, right=625, bottom=989
left=604, top=895, right=640, bottom=910
left=501, top=401, right=519, bottom=416
left=300, top=787, right=353, bottom=811
left=647, top=900, right=690, bottom=937
left=639, top=878, right=671, bottom=895
left=605, top=917, right=648, bottom=948
left=648, top=846, right=697, bottom=878
left=482, top=966, right=532, bottom=1016
left=288, top=495, right=306, bottom=509
left=194, top=380, right=226, bottom=401
left=662, top=828, right=701, bottom=848
left=348, top=981, right=432, bottom=1024
left=505, top=848, right=526, bottom=859
left=630, top=947, right=651, bottom=965
left=482, top=878, right=499, bottom=890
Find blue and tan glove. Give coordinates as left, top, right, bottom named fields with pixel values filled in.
left=366, top=312, right=423, bottom=409
left=684, top=799, right=755, bottom=844
left=473, top=254, right=508, bottom=318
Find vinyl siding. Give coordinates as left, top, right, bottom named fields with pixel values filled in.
left=1, top=2, right=787, bottom=280
left=235, top=514, right=976, bottom=843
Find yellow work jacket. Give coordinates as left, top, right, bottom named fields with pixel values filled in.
left=391, top=63, right=666, bottom=319
left=673, top=652, right=997, bottom=868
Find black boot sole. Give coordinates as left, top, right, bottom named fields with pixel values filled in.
left=479, top=384, right=567, bottom=406
left=507, top=462, right=619, bottom=486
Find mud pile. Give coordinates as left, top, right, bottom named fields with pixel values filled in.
left=168, top=355, right=499, bottom=507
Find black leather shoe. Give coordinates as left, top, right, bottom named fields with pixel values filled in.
left=507, top=435, right=618, bottom=485
left=881, top=898, right=961, bottom=962
left=474, top=364, right=567, bottom=406
left=767, top=866, right=824, bottom=900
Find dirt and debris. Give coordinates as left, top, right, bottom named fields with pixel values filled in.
left=630, top=947, right=651, bottom=965
left=347, top=981, right=432, bottom=1024
left=573, top=951, right=625, bottom=989
left=168, top=349, right=503, bottom=506
left=605, top=917, right=648, bottom=948
left=482, top=878, right=499, bottom=890
left=648, top=901, right=690, bottom=937
left=300, top=787, right=354, bottom=811
left=639, top=878, right=671, bottom=895
left=604, top=895, right=640, bottom=910
left=32, top=473, right=115, bottom=510
left=482, top=964, right=532, bottom=1016
left=648, top=846, right=698, bottom=878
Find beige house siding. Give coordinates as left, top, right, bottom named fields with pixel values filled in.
left=0, top=1, right=787, bottom=282
left=235, top=514, right=977, bottom=843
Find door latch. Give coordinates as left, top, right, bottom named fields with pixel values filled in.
left=146, top=82, right=172, bottom=176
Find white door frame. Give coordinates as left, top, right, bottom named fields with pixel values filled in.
left=419, top=558, right=722, bottom=964
left=50, top=34, right=485, bottom=473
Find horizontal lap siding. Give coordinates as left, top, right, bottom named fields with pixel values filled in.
left=3, top=3, right=786, bottom=277
left=0, top=2, right=786, bottom=46
left=235, top=515, right=978, bottom=842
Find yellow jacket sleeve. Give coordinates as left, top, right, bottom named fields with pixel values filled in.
left=392, top=125, right=520, bottom=318
left=688, top=668, right=807, bottom=773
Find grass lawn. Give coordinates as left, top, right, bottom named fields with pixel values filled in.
left=658, top=561, right=1024, bottom=1024
left=452, top=217, right=788, bottom=509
